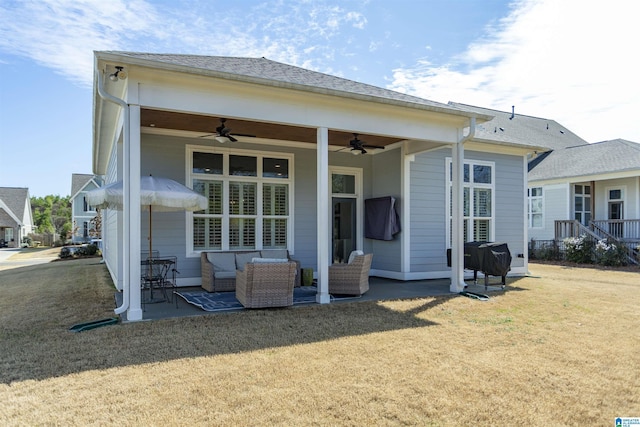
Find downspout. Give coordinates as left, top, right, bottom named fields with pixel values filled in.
left=461, top=116, right=476, bottom=144
left=95, top=64, right=131, bottom=315
left=451, top=117, right=476, bottom=292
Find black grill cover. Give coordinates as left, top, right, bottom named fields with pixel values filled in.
left=463, top=242, right=512, bottom=277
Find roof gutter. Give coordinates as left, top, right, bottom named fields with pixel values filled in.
left=460, top=116, right=476, bottom=144
left=95, top=63, right=130, bottom=316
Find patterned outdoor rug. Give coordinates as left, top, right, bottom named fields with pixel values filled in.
left=176, top=286, right=320, bottom=312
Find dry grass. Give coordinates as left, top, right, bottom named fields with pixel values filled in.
left=0, top=259, right=638, bottom=426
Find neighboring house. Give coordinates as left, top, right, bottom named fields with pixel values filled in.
left=528, top=138, right=640, bottom=257
left=0, top=187, right=35, bottom=248
left=452, top=103, right=640, bottom=260
left=70, top=173, right=103, bottom=243
left=93, top=52, right=539, bottom=321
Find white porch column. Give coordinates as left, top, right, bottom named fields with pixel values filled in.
left=126, top=104, right=142, bottom=320
left=316, top=127, right=331, bottom=304
left=450, top=139, right=466, bottom=293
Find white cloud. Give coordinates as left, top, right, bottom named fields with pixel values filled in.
left=0, top=0, right=369, bottom=87
left=0, top=0, right=167, bottom=86
left=388, top=0, right=640, bottom=142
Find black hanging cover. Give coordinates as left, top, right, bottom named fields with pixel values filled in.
left=365, top=196, right=401, bottom=241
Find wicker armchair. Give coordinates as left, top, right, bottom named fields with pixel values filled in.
left=201, top=252, right=237, bottom=292
left=236, top=261, right=297, bottom=308
left=329, top=253, right=373, bottom=296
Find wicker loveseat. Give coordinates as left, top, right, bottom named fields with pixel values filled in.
left=328, top=251, right=373, bottom=296
left=201, top=249, right=300, bottom=292
left=236, top=260, right=297, bottom=308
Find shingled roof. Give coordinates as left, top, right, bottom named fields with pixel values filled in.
left=448, top=102, right=588, bottom=151
left=99, top=52, right=485, bottom=117
left=528, top=139, right=640, bottom=181
left=71, top=174, right=97, bottom=199
left=0, top=187, right=30, bottom=225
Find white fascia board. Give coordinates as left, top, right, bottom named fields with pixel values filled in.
left=529, top=169, right=640, bottom=186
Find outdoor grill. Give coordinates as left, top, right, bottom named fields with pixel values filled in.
left=447, top=241, right=512, bottom=288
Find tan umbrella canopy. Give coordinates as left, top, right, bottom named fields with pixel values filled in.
left=86, top=175, right=208, bottom=258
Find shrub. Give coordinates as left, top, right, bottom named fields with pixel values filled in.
left=529, top=239, right=561, bottom=261
left=594, top=239, right=628, bottom=267
left=77, top=244, right=98, bottom=257
left=563, top=235, right=594, bottom=264
left=58, top=244, right=99, bottom=259
left=59, top=247, right=73, bottom=259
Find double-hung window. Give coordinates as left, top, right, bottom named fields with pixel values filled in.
left=188, top=147, right=293, bottom=253
left=446, top=159, right=495, bottom=246
left=528, top=187, right=543, bottom=228
left=574, top=184, right=591, bottom=226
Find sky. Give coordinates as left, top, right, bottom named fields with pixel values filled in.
left=0, top=0, right=638, bottom=198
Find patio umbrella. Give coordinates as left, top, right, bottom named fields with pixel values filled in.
left=86, top=175, right=208, bottom=261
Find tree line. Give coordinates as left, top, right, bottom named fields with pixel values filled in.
left=30, top=195, right=72, bottom=238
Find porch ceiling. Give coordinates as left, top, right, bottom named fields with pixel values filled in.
left=141, top=109, right=405, bottom=149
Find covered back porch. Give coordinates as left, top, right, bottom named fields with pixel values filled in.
left=118, top=275, right=511, bottom=322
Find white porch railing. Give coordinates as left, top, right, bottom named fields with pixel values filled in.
left=554, top=220, right=639, bottom=265
left=591, top=219, right=640, bottom=241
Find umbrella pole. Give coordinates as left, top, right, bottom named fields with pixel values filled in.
left=149, top=205, right=153, bottom=262
left=148, top=205, right=153, bottom=293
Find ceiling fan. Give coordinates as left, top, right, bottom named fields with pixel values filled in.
left=345, top=133, right=385, bottom=155
left=199, top=118, right=238, bottom=142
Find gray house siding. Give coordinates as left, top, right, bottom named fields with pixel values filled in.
left=409, top=148, right=526, bottom=275
left=103, top=143, right=121, bottom=289
left=369, top=149, right=402, bottom=272
left=492, top=152, right=526, bottom=268
left=529, top=184, right=568, bottom=241
left=409, top=148, right=448, bottom=273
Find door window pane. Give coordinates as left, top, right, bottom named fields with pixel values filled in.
left=332, top=174, right=355, bottom=194
left=609, top=189, right=622, bottom=200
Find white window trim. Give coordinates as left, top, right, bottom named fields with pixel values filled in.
left=528, top=186, right=544, bottom=229
left=605, top=185, right=627, bottom=218
left=445, top=158, right=496, bottom=248
left=329, top=166, right=364, bottom=253
left=572, top=184, right=592, bottom=226
left=185, top=144, right=295, bottom=257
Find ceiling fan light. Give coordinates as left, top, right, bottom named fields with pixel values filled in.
left=350, top=148, right=361, bottom=155
left=214, top=136, right=231, bottom=143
